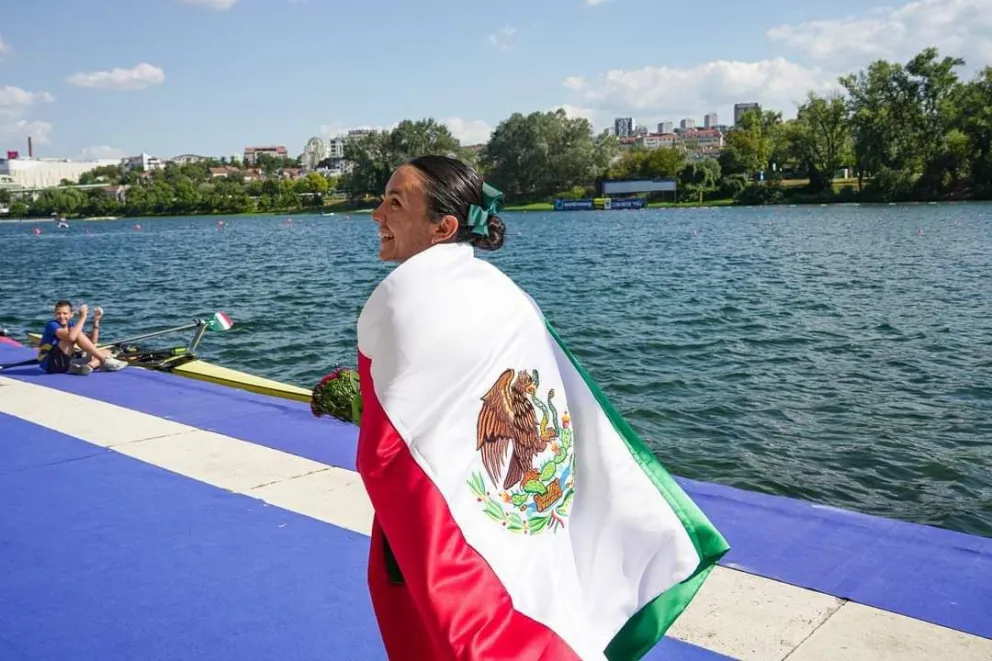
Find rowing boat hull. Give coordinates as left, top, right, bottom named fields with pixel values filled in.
left=24, top=332, right=312, bottom=404
left=171, top=361, right=312, bottom=403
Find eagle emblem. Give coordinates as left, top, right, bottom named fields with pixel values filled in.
left=468, top=368, right=575, bottom=535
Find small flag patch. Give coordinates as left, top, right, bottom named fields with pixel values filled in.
left=206, top=312, right=234, bottom=332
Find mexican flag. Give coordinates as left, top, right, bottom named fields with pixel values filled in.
left=356, top=243, right=729, bottom=661
left=205, top=312, right=234, bottom=332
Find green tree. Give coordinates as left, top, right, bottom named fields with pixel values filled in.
left=958, top=66, right=992, bottom=196
left=340, top=119, right=463, bottom=201
left=482, top=109, right=613, bottom=201
left=784, top=92, right=851, bottom=193
left=720, top=109, right=783, bottom=178
left=9, top=200, right=29, bottom=217
left=608, top=147, right=683, bottom=180
left=677, top=158, right=721, bottom=202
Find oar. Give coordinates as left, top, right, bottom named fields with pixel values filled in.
left=0, top=357, right=38, bottom=371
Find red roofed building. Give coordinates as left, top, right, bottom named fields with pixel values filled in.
left=243, top=146, right=288, bottom=166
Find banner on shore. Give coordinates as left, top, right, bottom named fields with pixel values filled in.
left=553, top=197, right=647, bottom=211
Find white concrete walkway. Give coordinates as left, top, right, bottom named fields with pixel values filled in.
left=1, top=375, right=989, bottom=661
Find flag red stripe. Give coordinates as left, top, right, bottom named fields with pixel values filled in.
left=357, top=351, right=583, bottom=661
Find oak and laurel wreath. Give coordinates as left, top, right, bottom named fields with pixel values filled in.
left=467, top=426, right=575, bottom=535
left=310, top=367, right=362, bottom=424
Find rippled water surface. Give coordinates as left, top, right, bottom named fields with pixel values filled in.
left=2, top=204, right=991, bottom=536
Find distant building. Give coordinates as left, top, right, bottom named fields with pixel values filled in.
left=680, top=128, right=723, bottom=151
left=633, top=124, right=649, bottom=137
left=642, top=133, right=677, bottom=149
left=327, top=137, right=346, bottom=159
left=346, top=129, right=374, bottom=141
left=703, top=113, right=718, bottom=128
left=0, top=156, right=120, bottom=189
left=121, top=153, right=164, bottom=173
left=657, top=121, right=673, bottom=134
left=734, top=102, right=761, bottom=124
left=243, top=146, right=288, bottom=166
left=302, top=137, right=328, bottom=171
left=171, top=154, right=208, bottom=165
left=680, top=118, right=696, bottom=130
left=614, top=117, right=634, bottom=138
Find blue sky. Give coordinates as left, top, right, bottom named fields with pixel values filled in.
left=1, top=0, right=989, bottom=160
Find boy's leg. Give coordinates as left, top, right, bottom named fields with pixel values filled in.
left=67, top=334, right=125, bottom=371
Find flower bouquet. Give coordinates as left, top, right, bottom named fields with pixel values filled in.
left=310, top=367, right=363, bottom=425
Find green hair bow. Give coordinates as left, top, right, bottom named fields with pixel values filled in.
left=466, top=182, right=504, bottom=237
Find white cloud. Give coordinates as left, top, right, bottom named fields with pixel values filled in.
left=76, top=145, right=127, bottom=160
left=767, top=0, right=992, bottom=70
left=585, top=0, right=608, bottom=5
left=557, top=0, right=992, bottom=130
left=0, top=86, right=55, bottom=113
left=66, top=63, right=166, bottom=91
left=489, top=26, right=517, bottom=51
left=442, top=117, right=493, bottom=145
left=0, top=86, right=55, bottom=145
left=548, top=104, right=599, bottom=122
left=563, top=58, right=838, bottom=127
left=179, top=0, right=237, bottom=9
left=0, top=36, right=8, bottom=54
left=0, top=120, right=53, bottom=145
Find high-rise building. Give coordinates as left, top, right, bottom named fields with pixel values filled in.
left=734, top=102, right=761, bottom=125
left=327, top=137, right=346, bottom=159
left=614, top=117, right=634, bottom=138
left=302, top=137, right=328, bottom=171
left=680, top=118, right=696, bottom=130
left=704, top=113, right=718, bottom=128
left=657, top=121, right=673, bottom=134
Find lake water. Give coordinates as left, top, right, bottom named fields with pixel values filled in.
left=2, top=203, right=990, bottom=537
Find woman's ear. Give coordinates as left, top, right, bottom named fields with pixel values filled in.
left=433, top=214, right=460, bottom=243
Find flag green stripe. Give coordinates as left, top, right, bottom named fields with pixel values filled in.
left=546, top=322, right=730, bottom=660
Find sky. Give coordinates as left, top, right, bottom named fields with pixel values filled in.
left=1, top=0, right=991, bottom=161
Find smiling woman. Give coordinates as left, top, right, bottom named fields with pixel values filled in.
left=370, top=155, right=506, bottom=263
left=355, top=154, right=726, bottom=660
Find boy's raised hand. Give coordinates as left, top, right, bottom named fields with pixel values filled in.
left=78, top=303, right=89, bottom=318
left=94, top=307, right=104, bottom=324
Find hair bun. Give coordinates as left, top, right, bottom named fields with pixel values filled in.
left=471, top=214, right=505, bottom=251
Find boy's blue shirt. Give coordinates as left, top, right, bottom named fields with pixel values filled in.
left=38, top=318, right=74, bottom=368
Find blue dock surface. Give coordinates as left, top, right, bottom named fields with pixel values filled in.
left=1, top=341, right=990, bottom=660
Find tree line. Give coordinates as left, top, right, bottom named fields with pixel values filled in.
left=338, top=47, right=992, bottom=206
left=3, top=46, right=990, bottom=218
left=0, top=157, right=337, bottom=218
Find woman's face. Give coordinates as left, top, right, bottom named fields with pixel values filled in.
left=372, top=165, right=444, bottom=263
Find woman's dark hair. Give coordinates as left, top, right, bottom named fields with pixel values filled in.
left=406, top=155, right=506, bottom=251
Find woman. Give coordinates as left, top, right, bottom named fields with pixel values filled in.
left=355, top=156, right=727, bottom=661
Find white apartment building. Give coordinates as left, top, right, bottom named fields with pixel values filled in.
left=121, top=152, right=164, bottom=172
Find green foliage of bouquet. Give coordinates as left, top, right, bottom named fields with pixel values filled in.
left=311, top=367, right=362, bottom=425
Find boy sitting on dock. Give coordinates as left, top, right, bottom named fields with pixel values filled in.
left=38, top=300, right=127, bottom=375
